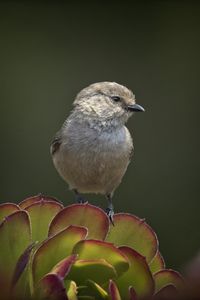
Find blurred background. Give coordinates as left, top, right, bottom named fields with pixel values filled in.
left=0, top=1, right=199, bottom=271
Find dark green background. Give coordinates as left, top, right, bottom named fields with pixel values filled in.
left=0, top=1, right=199, bottom=271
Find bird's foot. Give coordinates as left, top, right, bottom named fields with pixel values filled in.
left=77, top=194, right=87, bottom=204
left=106, top=193, right=114, bottom=226
left=106, top=207, right=114, bottom=226
left=73, top=189, right=87, bottom=204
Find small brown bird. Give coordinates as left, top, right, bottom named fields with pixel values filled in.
left=51, top=82, right=144, bottom=223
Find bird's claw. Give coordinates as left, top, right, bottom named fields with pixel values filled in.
left=106, top=207, right=114, bottom=226
left=73, top=189, right=87, bottom=204
left=77, top=196, right=87, bottom=204
left=76, top=194, right=87, bottom=204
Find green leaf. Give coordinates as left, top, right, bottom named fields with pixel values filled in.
left=72, top=240, right=129, bottom=276
left=153, top=284, right=178, bottom=299
left=68, top=259, right=116, bottom=285
left=25, top=200, right=63, bottom=242
left=11, top=242, right=36, bottom=288
left=32, top=225, right=87, bottom=285
left=0, top=211, right=31, bottom=297
left=11, top=243, right=36, bottom=299
left=51, top=255, right=77, bottom=279
left=34, top=273, right=67, bottom=300
left=0, top=203, right=20, bottom=221
left=34, top=257, right=78, bottom=300
left=88, top=280, right=108, bottom=299
left=154, top=269, right=185, bottom=292
left=65, top=280, right=78, bottom=300
left=106, top=213, right=158, bottom=263
left=83, top=280, right=108, bottom=300
left=149, top=251, right=165, bottom=274
left=109, top=280, right=121, bottom=300
left=49, top=203, right=109, bottom=240
left=116, top=246, right=154, bottom=299
left=19, top=194, right=63, bottom=209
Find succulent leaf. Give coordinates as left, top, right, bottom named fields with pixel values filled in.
left=11, top=242, right=36, bottom=288
left=25, top=200, right=63, bottom=242
left=32, top=225, right=87, bottom=285
left=154, top=269, right=185, bottom=293
left=106, top=213, right=158, bottom=263
left=19, top=194, right=63, bottom=210
left=68, top=259, right=117, bottom=285
left=65, top=280, right=78, bottom=300
left=50, top=255, right=77, bottom=279
left=72, top=240, right=129, bottom=276
left=0, top=203, right=20, bottom=221
left=129, top=286, right=138, bottom=300
left=84, top=280, right=108, bottom=299
left=149, top=251, right=165, bottom=274
left=0, top=196, right=186, bottom=300
left=109, top=280, right=121, bottom=300
left=0, top=210, right=31, bottom=297
left=116, top=246, right=155, bottom=299
left=153, top=284, right=178, bottom=299
left=11, top=242, right=36, bottom=299
left=34, top=273, right=67, bottom=300
left=49, top=203, right=109, bottom=240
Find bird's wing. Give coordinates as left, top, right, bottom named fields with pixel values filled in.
left=50, top=135, right=62, bottom=155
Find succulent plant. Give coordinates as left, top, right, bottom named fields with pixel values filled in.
left=0, top=195, right=185, bottom=300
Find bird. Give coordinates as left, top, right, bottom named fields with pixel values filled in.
left=50, top=82, right=145, bottom=224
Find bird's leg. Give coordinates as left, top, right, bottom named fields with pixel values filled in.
left=73, top=189, right=86, bottom=204
left=106, top=194, right=114, bottom=226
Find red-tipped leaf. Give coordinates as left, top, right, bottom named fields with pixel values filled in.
left=72, top=239, right=129, bottom=276
left=154, top=269, right=185, bottom=293
left=109, top=280, right=121, bottom=300
left=51, top=255, right=77, bottom=279
left=0, top=203, right=20, bottom=221
left=25, top=200, right=63, bottom=242
left=19, top=194, right=63, bottom=209
left=116, top=246, right=155, bottom=299
left=49, top=203, right=109, bottom=240
left=34, top=274, right=67, bottom=300
left=0, top=211, right=31, bottom=297
left=153, top=284, right=178, bottom=299
left=106, top=213, right=158, bottom=263
left=32, top=225, right=87, bottom=285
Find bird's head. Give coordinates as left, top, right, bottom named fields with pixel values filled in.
left=73, top=82, right=145, bottom=128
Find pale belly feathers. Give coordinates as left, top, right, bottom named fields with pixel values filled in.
left=53, top=125, right=133, bottom=195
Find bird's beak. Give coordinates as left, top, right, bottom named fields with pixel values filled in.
left=127, top=103, right=145, bottom=112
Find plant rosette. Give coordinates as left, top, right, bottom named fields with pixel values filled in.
left=0, top=195, right=185, bottom=300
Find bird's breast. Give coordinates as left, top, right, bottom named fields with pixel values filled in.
left=53, top=124, right=133, bottom=194
left=70, top=125, right=132, bottom=156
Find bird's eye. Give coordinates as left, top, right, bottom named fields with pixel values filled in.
left=111, top=96, right=121, bottom=102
